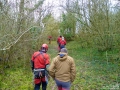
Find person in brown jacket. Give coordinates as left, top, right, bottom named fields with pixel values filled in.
left=48, top=48, right=76, bottom=90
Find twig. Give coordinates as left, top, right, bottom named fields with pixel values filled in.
left=0, top=26, right=41, bottom=51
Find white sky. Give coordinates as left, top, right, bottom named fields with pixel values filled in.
left=43, top=0, right=119, bottom=19
left=43, top=0, right=66, bottom=19
left=7, top=0, right=119, bottom=19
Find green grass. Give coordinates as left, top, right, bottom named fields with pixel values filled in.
left=0, top=41, right=119, bottom=90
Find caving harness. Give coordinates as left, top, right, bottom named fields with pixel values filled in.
left=33, top=52, right=49, bottom=84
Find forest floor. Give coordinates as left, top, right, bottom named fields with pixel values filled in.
left=0, top=41, right=119, bottom=90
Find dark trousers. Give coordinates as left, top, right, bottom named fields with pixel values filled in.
left=60, top=45, right=65, bottom=49
left=55, top=79, right=71, bottom=90
left=34, top=82, right=47, bottom=90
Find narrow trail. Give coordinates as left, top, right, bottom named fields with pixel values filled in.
left=47, top=41, right=60, bottom=57
left=0, top=40, right=119, bottom=90
left=46, top=41, right=81, bottom=90
left=45, top=41, right=59, bottom=90
left=46, top=41, right=120, bottom=90
left=0, top=41, right=119, bottom=90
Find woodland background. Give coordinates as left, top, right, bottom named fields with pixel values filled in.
left=0, top=0, right=120, bottom=89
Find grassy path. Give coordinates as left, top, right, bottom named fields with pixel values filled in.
left=0, top=41, right=119, bottom=90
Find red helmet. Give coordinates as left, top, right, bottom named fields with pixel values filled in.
left=42, top=44, right=48, bottom=50
left=41, top=44, right=48, bottom=53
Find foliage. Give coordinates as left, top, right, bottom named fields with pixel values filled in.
left=62, top=0, right=120, bottom=52
left=0, top=0, right=120, bottom=89
left=0, top=41, right=119, bottom=90
left=42, top=14, right=60, bottom=40
left=60, top=13, right=76, bottom=41
left=0, top=0, right=47, bottom=72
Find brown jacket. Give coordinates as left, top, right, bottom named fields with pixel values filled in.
left=48, top=52, right=76, bottom=82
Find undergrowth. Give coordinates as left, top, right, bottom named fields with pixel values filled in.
left=0, top=41, right=119, bottom=90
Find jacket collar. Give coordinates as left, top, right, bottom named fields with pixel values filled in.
left=58, top=52, right=67, bottom=61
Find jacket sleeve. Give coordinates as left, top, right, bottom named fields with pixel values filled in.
left=70, top=59, right=76, bottom=82
left=46, top=54, right=50, bottom=65
left=30, top=60, right=34, bottom=72
left=48, top=59, right=56, bottom=79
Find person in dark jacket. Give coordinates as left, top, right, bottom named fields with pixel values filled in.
left=31, top=44, right=50, bottom=90
left=48, top=48, right=76, bottom=90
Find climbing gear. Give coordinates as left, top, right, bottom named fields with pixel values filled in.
left=34, top=69, right=45, bottom=79
left=33, top=52, right=49, bottom=84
